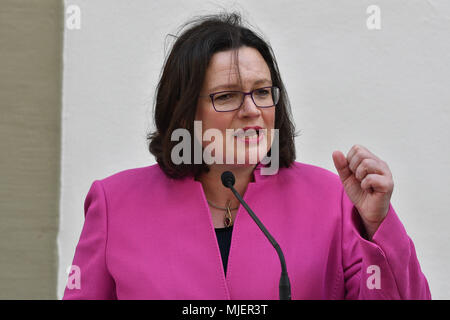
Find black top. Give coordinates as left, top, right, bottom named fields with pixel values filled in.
left=214, top=226, right=233, bottom=276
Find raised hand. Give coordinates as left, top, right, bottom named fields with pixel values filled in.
left=332, top=144, right=394, bottom=239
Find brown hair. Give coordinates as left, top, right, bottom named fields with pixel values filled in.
left=147, top=12, right=297, bottom=179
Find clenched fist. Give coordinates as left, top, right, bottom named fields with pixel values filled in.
left=332, top=144, right=394, bottom=240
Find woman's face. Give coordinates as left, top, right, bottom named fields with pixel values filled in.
left=195, top=46, right=276, bottom=166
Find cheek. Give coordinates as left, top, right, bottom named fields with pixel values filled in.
left=262, top=109, right=276, bottom=146
left=196, top=106, right=233, bottom=148
left=262, top=109, right=276, bottom=130
left=200, top=109, right=231, bottom=132
left=269, top=109, right=276, bottom=126
left=194, top=103, right=204, bottom=122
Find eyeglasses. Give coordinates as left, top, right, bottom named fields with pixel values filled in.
left=199, top=86, right=280, bottom=112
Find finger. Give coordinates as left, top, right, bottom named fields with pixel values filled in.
left=347, top=145, right=381, bottom=173
left=347, top=144, right=381, bottom=163
left=346, top=144, right=367, bottom=163
left=354, top=158, right=386, bottom=181
left=332, top=150, right=352, bottom=183
left=361, top=174, right=393, bottom=193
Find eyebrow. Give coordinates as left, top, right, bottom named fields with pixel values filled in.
left=208, top=79, right=272, bottom=92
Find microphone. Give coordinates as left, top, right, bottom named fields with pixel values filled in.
left=221, top=171, right=292, bottom=300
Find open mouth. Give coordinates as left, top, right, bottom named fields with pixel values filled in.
left=233, top=126, right=262, bottom=136
left=233, top=127, right=264, bottom=142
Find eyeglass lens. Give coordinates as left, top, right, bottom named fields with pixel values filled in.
left=213, top=87, right=279, bottom=111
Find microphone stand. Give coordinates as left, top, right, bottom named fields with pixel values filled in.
left=222, top=172, right=292, bottom=300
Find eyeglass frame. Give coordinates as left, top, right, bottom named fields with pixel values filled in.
left=198, top=85, right=280, bottom=112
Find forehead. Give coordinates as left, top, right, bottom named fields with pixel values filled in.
left=203, top=46, right=271, bottom=89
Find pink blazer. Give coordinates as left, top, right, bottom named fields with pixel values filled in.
left=63, top=161, right=431, bottom=299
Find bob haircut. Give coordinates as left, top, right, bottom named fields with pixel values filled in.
left=148, top=12, right=297, bottom=179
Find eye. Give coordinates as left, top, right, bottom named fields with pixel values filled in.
left=215, top=92, right=237, bottom=101
left=254, top=88, right=270, bottom=96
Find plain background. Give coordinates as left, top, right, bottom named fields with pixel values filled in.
left=58, top=0, right=450, bottom=299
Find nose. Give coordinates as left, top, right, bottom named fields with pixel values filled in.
left=238, top=93, right=261, bottom=118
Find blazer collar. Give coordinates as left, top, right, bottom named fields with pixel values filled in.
left=187, top=161, right=272, bottom=185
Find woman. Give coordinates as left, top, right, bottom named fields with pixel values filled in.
left=63, top=12, right=431, bottom=299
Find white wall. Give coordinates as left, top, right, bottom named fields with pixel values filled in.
left=58, top=0, right=450, bottom=299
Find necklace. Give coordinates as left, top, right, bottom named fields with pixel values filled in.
left=207, top=199, right=239, bottom=227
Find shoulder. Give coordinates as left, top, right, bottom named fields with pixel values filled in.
left=278, top=160, right=341, bottom=186
left=95, top=163, right=170, bottom=193
left=269, top=160, right=344, bottom=200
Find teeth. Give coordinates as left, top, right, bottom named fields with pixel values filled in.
left=233, top=128, right=261, bottom=137
left=244, top=130, right=258, bottom=137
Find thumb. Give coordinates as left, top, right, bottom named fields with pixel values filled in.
left=332, top=150, right=352, bottom=183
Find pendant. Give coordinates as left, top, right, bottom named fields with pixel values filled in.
left=224, top=200, right=233, bottom=227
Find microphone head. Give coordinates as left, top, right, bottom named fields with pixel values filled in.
left=221, top=171, right=235, bottom=188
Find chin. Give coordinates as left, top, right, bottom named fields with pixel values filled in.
left=223, top=152, right=266, bottom=166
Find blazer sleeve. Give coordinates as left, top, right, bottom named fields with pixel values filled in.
left=62, top=180, right=117, bottom=300
left=340, top=185, right=431, bottom=300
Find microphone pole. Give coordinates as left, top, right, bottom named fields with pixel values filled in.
left=221, top=171, right=291, bottom=300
